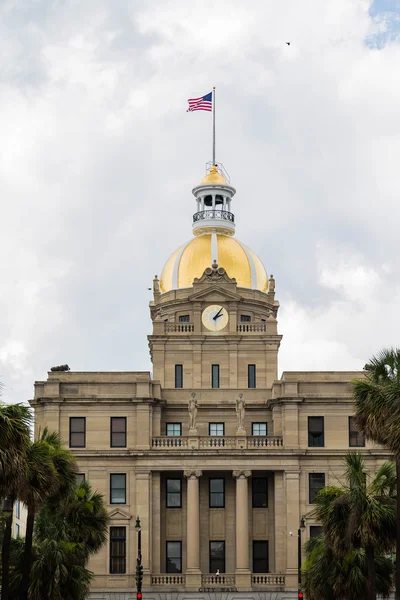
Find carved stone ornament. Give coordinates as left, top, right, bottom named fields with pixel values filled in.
left=193, top=262, right=237, bottom=285
left=184, top=470, right=203, bottom=479
left=235, top=393, right=246, bottom=432
left=232, top=470, right=252, bottom=479
left=188, top=392, right=198, bottom=431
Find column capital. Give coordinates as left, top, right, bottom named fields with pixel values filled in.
left=184, top=470, right=202, bottom=479
left=233, top=470, right=252, bottom=479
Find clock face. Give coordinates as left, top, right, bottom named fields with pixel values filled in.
left=202, top=304, right=229, bottom=332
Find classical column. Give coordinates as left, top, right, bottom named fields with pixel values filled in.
left=184, top=470, right=202, bottom=588
left=136, top=470, right=152, bottom=585
left=233, top=470, right=252, bottom=589
left=285, top=470, right=300, bottom=590
left=151, top=471, right=161, bottom=574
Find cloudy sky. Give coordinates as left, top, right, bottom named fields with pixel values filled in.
left=1, top=0, right=400, bottom=404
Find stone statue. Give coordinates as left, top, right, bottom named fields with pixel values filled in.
left=50, top=364, right=70, bottom=372
left=153, top=275, right=160, bottom=294
left=236, top=393, right=246, bottom=432
left=188, top=392, right=198, bottom=431
left=268, top=274, right=275, bottom=293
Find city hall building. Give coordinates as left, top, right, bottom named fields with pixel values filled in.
left=31, top=163, right=389, bottom=600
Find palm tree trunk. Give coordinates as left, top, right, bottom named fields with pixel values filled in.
left=20, top=504, right=35, bottom=600
left=396, top=458, right=400, bottom=599
left=1, top=512, right=13, bottom=600
left=365, top=544, right=376, bottom=600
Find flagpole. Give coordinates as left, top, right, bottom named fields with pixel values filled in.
left=212, top=86, right=216, bottom=165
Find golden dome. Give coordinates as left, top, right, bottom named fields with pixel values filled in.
left=201, top=165, right=228, bottom=186
left=160, top=233, right=268, bottom=293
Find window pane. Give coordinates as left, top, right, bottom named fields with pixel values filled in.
left=167, top=479, right=181, bottom=508
left=110, top=474, right=126, bottom=504
left=110, top=527, right=126, bottom=574
left=309, top=473, right=325, bottom=503
left=240, top=315, right=251, bottom=322
left=179, top=315, right=190, bottom=322
left=308, top=417, right=324, bottom=447
left=349, top=417, right=365, bottom=447
left=310, top=526, right=323, bottom=538
left=212, top=365, right=220, bottom=388
left=253, top=541, right=269, bottom=573
left=70, top=418, right=86, bottom=447
left=175, top=365, right=183, bottom=388
left=210, top=478, right=224, bottom=508
left=252, top=478, right=268, bottom=508
left=209, top=423, right=224, bottom=436
left=252, top=423, right=267, bottom=436
left=166, top=541, right=182, bottom=573
left=75, top=473, right=85, bottom=486
left=167, top=423, right=182, bottom=436
left=248, top=365, right=256, bottom=388
left=210, top=541, right=225, bottom=573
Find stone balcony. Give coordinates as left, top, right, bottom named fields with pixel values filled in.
left=151, top=436, right=283, bottom=449
left=150, top=573, right=286, bottom=590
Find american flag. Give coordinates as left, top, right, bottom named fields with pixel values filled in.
left=187, top=92, right=213, bottom=112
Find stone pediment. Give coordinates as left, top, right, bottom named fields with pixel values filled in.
left=190, top=262, right=241, bottom=302
left=109, top=508, right=132, bottom=521
left=189, top=285, right=242, bottom=303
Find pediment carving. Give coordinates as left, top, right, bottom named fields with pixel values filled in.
left=109, top=508, right=132, bottom=521
left=190, top=261, right=241, bottom=302
left=193, top=261, right=237, bottom=286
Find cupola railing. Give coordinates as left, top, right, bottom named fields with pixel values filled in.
left=193, top=209, right=234, bottom=224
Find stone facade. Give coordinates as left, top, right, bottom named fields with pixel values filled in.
left=30, top=263, right=390, bottom=600
left=30, top=164, right=390, bottom=600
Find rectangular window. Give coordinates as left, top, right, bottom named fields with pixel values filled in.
left=209, top=423, right=225, bottom=436
left=15, top=500, right=20, bottom=519
left=253, top=540, right=269, bottom=573
left=209, top=478, right=225, bottom=508
left=69, top=417, right=86, bottom=448
left=211, top=364, right=220, bottom=388
left=166, top=479, right=182, bottom=508
left=166, top=541, right=182, bottom=573
left=210, top=541, right=225, bottom=574
left=349, top=417, right=365, bottom=447
left=175, top=364, right=183, bottom=389
left=179, top=315, right=190, bottom=322
left=110, top=417, right=127, bottom=448
left=166, top=423, right=182, bottom=436
left=110, top=474, right=126, bottom=504
left=309, top=473, right=326, bottom=504
left=75, top=473, right=86, bottom=486
left=308, top=416, right=324, bottom=447
left=248, top=364, right=256, bottom=388
left=310, top=525, right=323, bottom=538
left=240, top=315, right=251, bottom=322
left=252, top=478, right=268, bottom=508
left=252, top=423, right=267, bottom=436
left=15, top=523, right=20, bottom=538
left=109, top=526, right=126, bottom=574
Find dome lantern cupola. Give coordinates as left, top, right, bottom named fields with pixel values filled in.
left=192, top=163, right=236, bottom=236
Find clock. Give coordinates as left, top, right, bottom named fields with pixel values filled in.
left=202, top=304, right=229, bottom=332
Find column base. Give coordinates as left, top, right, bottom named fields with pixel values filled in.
left=185, top=570, right=202, bottom=590
left=235, top=569, right=251, bottom=589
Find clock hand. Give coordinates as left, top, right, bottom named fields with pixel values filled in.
left=214, top=311, right=224, bottom=320
left=213, top=308, right=223, bottom=320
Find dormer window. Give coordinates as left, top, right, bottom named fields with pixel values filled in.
left=240, top=315, right=251, bottom=322
left=179, top=315, right=190, bottom=322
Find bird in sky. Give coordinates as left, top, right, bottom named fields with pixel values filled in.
left=286, top=41, right=291, bottom=45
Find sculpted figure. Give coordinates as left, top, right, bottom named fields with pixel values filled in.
left=268, top=274, right=275, bottom=292
left=188, top=392, right=198, bottom=431
left=236, top=393, right=246, bottom=431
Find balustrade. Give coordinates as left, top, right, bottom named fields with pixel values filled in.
left=252, top=574, right=286, bottom=586
left=201, top=574, right=236, bottom=586
left=247, top=436, right=283, bottom=447
left=151, top=575, right=186, bottom=586
left=151, top=436, right=283, bottom=449
left=193, top=209, right=234, bottom=223
left=152, top=437, right=188, bottom=448
left=199, top=436, right=237, bottom=448
left=237, top=322, right=267, bottom=332
left=164, top=323, right=194, bottom=333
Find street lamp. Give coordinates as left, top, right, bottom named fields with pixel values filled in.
left=2, top=496, right=14, bottom=517
left=298, top=517, right=306, bottom=594
left=135, top=516, right=143, bottom=600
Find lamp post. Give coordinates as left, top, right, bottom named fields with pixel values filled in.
left=135, top=516, right=143, bottom=600
left=298, top=517, right=306, bottom=594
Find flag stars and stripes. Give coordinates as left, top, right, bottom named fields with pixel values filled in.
left=187, top=92, right=213, bottom=112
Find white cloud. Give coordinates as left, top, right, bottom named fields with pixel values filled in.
left=0, top=0, right=400, bottom=402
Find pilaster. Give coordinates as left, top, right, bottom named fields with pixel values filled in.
left=184, top=470, right=202, bottom=589
left=233, top=470, right=252, bottom=589
left=151, top=471, right=161, bottom=574
left=136, top=470, right=152, bottom=585
left=285, top=470, right=300, bottom=590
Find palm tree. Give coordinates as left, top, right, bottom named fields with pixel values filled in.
left=18, top=428, right=77, bottom=600
left=302, top=535, right=393, bottom=600
left=0, top=402, right=32, bottom=600
left=353, top=348, right=400, bottom=599
left=312, top=453, right=396, bottom=600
